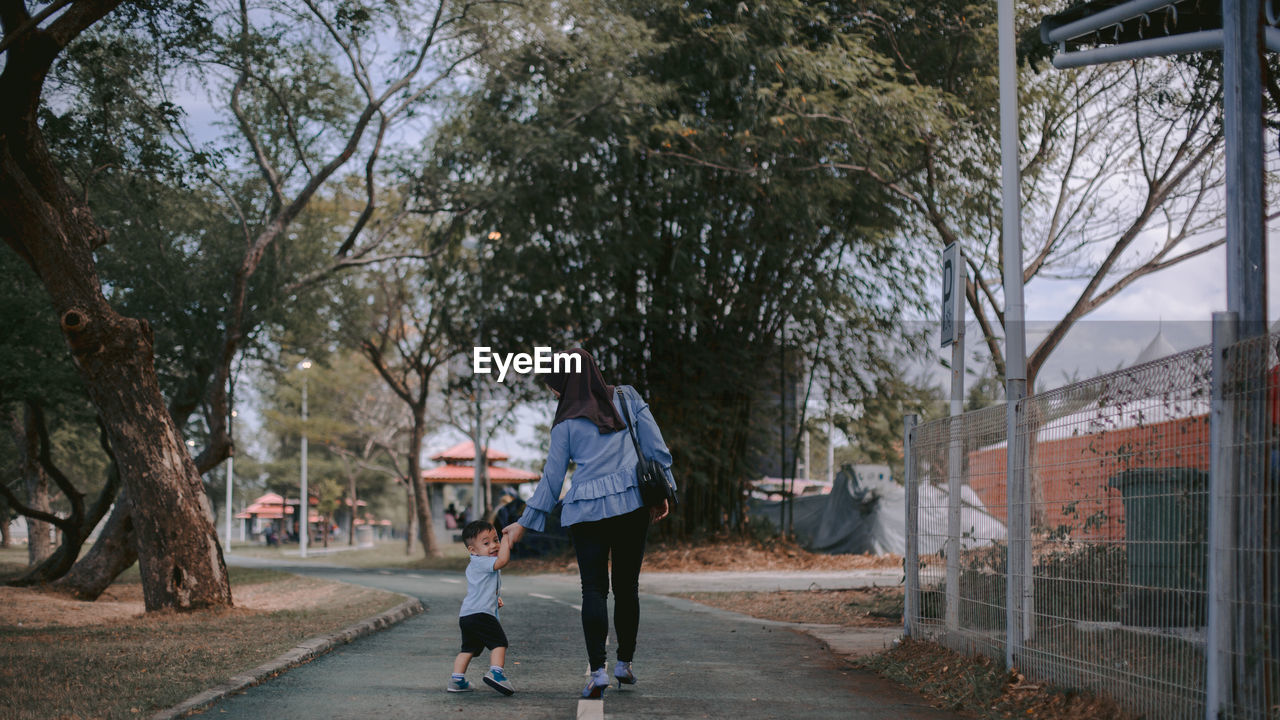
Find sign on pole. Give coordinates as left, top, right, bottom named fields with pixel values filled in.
left=941, top=243, right=964, bottom=347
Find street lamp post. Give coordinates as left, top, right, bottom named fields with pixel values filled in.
left=299, top=360, right=312, bottom=559
left=225, top=409, right=236, bottom=552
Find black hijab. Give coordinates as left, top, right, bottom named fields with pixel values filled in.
left=545, top=348, right=626, bottom=434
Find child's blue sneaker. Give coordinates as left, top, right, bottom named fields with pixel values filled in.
left=483, top=667, right=515, bottom=696
left=614, top=661, right=637, bottom=689
left=447, top=676, right=473, bottom=692
left=582, top=667, right=610, bottom=699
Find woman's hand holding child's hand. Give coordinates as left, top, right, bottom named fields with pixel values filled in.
left=502, top=522, right=526, bottom=546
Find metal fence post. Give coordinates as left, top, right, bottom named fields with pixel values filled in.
left=947, top=413, right=962, bottom=634
left=1207, top=311, right=1238, bottom=720
left=1005, top=391, right=1029, bottom=667
left=904, top=413, right=920, bottom=638
left=945, top=246, right=967, bottom=635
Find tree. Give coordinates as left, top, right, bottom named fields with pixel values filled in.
left=347, top=260, right=458, bottom=557
left=0, top=0, right=228, bottom=609
left=773, top=1, right=1264, bottom=522
left=421, top=0, right=931, bottom=535
left=287, top=350, right=407, bottom=545
left=436, top=357, right=536, bottom=521
left=801, top=2, right=1258, bottom=391
left=37, top=0, right=502, bottom=595
left=835, top=364, right=948, bottom=483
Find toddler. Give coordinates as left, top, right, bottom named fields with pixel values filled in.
left=448, top=520, right=515, bottom=695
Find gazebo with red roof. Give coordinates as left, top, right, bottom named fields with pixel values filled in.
left=234, top=492, right=321, bottom=541
left=422, top=441, right=538, bottom=540
left=424, top=441, right=541, bottom=485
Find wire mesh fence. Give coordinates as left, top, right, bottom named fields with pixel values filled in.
left=1210, top=330, right=1280, bottom=720
left=903, top=331, right=1279, bottom=720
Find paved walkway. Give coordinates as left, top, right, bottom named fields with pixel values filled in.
left=212, top=558, right=958, bottom=719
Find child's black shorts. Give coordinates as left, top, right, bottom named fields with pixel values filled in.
left=459, top=612, right=508, bottom=654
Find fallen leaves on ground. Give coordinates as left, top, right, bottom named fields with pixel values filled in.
left=511, top=534, right=901, bottom=574
left=856, top=638, right=1141, bottom=720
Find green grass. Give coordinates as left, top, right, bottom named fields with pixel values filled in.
left=0, top=544, right=31, bottom=574
left=0, top=566, right=404, bottom=720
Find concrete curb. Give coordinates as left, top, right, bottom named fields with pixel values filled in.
left=149, top=593, right=424, bottom=720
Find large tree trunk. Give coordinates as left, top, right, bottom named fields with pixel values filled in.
left=0, top=12, right=231, bottom=611
left=24, top=477, right=53, bottom=566
left=54, top=492, right=137, bottom=600
left=9, top=407, right=55, bottom=565
left=0, top=518, right=9, bottom=548
left=408, top=414, right=439, bottom=557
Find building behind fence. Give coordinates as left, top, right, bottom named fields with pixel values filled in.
left=903, top=331, right=1279, bottom=720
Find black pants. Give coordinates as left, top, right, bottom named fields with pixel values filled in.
left=570, top=507, right=649, bottom=671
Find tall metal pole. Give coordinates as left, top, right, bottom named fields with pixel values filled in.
left=300, top=361, right=310, bottom=559
left=472, top=394, right=484, bottom=522
left=224, top=409, right=234, bottom=552
left=1206, top=311, right=1238, bottom=720
left=827, top=408, right=835, bottom=485
left=903, top=414, right=920, bottom=638
left=1222, top=2, right=1268, bottom=713
left=780, top=328, right=787, bottom=536
left=947, top=260, right=966, bottom=634
left=1223, top=0, right=1267, bottom=339
left=998, top=0, right=1031, bottom=669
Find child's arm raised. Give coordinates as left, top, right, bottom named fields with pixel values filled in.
left=493, top=529, right=512, bottom=570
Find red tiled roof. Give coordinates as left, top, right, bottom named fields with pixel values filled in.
left=430, top=441, right=509, bottom=463
left=421, top=464, right=539, bottom=483
left=234, top=492, right=321, bottom=519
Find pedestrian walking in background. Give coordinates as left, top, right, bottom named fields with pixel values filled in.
left=502, top=348, right=675, bottom=699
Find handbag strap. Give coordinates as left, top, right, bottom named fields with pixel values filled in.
left=616, top=388, right=646, bottom=462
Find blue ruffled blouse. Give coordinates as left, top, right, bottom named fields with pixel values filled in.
left=518, top=385, right=676, bottom=531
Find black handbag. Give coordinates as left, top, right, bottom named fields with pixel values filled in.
left=617, top=389, right=677, bottom=509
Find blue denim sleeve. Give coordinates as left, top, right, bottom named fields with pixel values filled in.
left=519, top=422, right=571, bottom=533
left=630, top=388, right=676, bottom=491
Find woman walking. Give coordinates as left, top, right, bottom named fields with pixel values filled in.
left=502, top=348, right=674, bottom=698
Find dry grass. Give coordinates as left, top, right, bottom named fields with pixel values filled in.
left=677, top=587, right=903, bottom=627
left=0, top=566, right=404, bottom=720
left=230, top=539, right=473, bottom=571
left=509, top=534, right=901, bottom=575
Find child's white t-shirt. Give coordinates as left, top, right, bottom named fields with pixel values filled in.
left=458, top=554, right=501, bottom=618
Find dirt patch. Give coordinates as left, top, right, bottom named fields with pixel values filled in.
left=0, top=575, right=363, bottom=628
left=511, top=535, right=901, bottom=575
left=0, top=584, right=146, bottom=628
left=856, top=638, right=1140, bottom=720
left=675, top=584, right=1137, bottom=720
left=677, top=587, right=902, bottom=627
left=0, top=568, right=404, bottom=720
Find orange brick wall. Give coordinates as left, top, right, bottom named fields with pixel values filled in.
left=966, top=415, right=1210, bottom=541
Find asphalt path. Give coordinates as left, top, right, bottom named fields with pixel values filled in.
left=212, top=558, right=961, bottom=719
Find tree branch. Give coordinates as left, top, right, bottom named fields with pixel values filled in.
left=42, top=0, right=117, bottom=50
left=0, top=481, right=66, bottom=528
left=0, top=0, right=53, bottom=52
